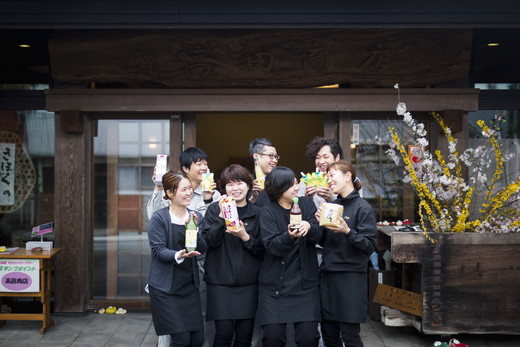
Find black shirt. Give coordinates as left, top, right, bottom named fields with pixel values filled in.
left=320, top=190, right=377, bottom=273
left=201, top=201, right=264, bottom=286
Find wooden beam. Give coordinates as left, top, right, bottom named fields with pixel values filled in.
left=46, top=88, right=480, bottom=112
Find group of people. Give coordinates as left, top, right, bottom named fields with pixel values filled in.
left=146, top=137, right=377, bottom=347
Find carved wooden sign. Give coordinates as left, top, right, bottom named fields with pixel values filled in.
left=49, top=29, right=471, bottom=88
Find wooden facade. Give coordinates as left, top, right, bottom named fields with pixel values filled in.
left=47, top=88, right=478, bottom=312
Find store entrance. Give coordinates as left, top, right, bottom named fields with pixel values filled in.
left=196, top=112, right=324, bottom=176
left=89, top=112, right=324, bottom=308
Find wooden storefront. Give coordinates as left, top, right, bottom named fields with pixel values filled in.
left=47, top=88, right=478, bottom=312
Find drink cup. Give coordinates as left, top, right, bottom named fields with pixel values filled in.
left=202, top=172, right=214, bottom=192
left=222, top=197, right=240, bottom=231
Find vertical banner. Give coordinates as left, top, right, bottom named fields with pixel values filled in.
left=0, top=259, right=40, bottom=292
left=352, top=124, right=360, bottom=145
left=0, top=143, right=16, bottom=206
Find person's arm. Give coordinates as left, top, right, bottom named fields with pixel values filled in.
left=200, top=203, right=225, bottom=248
left=146, top=189, right=169, bottom=220
left=326, top=200, right=376, bottom=255
left=301, top=198, right=323, bottom=244
left=147, top=213, right=178, bottom=263
left=194, top=211, right=208, bottom=254
left=240, top=215, right=265, bottom=256
left=345, top=202, right=377, bottom=255
left=259, top=209, right=295, bottom=257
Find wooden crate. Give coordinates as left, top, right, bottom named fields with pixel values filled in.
left=390, top=231, right=520, bottom=335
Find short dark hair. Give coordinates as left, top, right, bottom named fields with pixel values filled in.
left=305, top=137, right=343, bottom=162
left=265, top=166, right=296, bottom=202
left=219, top=164, right=254, bottom=192
left=180, top=147, right=208, bottom=170
left=248, top=138, right=275, bottom=157
left=162, top=171, right=188, bottom=200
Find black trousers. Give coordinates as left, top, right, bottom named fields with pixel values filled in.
left=320, top=320, right=363, bottom=347
left=213, top=319, right=255, bottom=347
left=262, top=321, right=320, bottom=347
left=170, top=330, right=205, bottom=347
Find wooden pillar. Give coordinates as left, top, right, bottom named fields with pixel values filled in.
left=170, top=113, right=183, bottom=171
left=323, top=112, right=338, bottom=140
left=54, top=111, right=88, bottom=312
left=338, top=112, right=352, bottom=162
left=183, top=112, right=197, bottom=149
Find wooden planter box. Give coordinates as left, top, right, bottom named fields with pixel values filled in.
left=387, top=230, right=520, bottom=335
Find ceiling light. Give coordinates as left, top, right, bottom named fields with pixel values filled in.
left=19, top=44, right=31, bottom=48
left=487, top=43, right=500, bottom=47
left=315, top=84, right=339, bottom=89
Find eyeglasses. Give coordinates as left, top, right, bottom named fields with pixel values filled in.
left=258, top=153, right=280, bottom=160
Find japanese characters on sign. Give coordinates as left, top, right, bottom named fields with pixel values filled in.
left=31, top=222, right=54, bottom=237
left=0, top=143, right=15, bottom=206
left=0, top=259, right=40, bottom=292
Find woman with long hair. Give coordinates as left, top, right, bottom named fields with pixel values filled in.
left=257, top=166, right=323, bottom=347
left=316, top=161, right=377, bottom=347
left=147, top=171, right=208, bottom=347
left=200, top=164, right=264, bottom=347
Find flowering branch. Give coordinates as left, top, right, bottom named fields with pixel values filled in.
left=385, top=84, right=520, bottom=238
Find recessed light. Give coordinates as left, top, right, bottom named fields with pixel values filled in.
left=19, top=44, right=31, bottom=48
left=487, top=43, right=500, bottom=47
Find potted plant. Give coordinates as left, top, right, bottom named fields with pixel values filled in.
left=376, top=85, right=520, bottom=334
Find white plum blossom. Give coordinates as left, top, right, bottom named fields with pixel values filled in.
left=448, top=141, right=457, bottom=153
left=447, top=162, right=455, bottom=169
left=396, top=102, right=407, bottom=116
left=439, top=175, right=451, bottom=185
left=477, top=172, right=487, bottom=183
left=415, top=123, right=427, bottom=137
left=422, top=159, right=433, bottom=166
left=417, top=138, right=429, bottom=147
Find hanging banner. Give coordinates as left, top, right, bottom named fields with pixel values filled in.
left=0, top=259, right=40, bottom=292
left=0, top=132, right=36, bottom=213
left=0, top=143, right=15, bottom=206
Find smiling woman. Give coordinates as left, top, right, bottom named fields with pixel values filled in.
left=200, top=164, right=264, bottom=346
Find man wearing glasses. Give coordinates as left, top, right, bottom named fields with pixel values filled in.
left=248, top=138, right=280, bottom=204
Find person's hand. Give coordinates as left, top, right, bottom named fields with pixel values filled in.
left=217, top=195, right=228, bottom=219
left=287, top=221, right=310, bottom=238
left=152, top=167, right=163, bottom=190
left=249, top=179, right=262, bottom=203
left=178, top=249, right=201, bottom=258
left=315, top=203, right=324, bottom=220
left=316, top=187, right=334, bottom=201
left=185, top=211, right=199, bottom=225
left=226, top=220, right=250, bottom=242
left=202, top=183, right=217, bottom=201
left=305, top=185, right=317, bottom=197
left=327, top=217, right=350, bottom=234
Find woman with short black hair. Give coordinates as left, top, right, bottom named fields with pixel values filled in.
left=257, top=166, right=323, bottom=347
left=200, top=164, right=264, bottom=347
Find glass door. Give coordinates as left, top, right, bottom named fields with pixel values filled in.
left=351, top=119, right=420, bottom=223
left=92, top=119, right=169, bottom=304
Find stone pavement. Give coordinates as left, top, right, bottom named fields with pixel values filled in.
left=0, top=311, right=519, bottom=347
